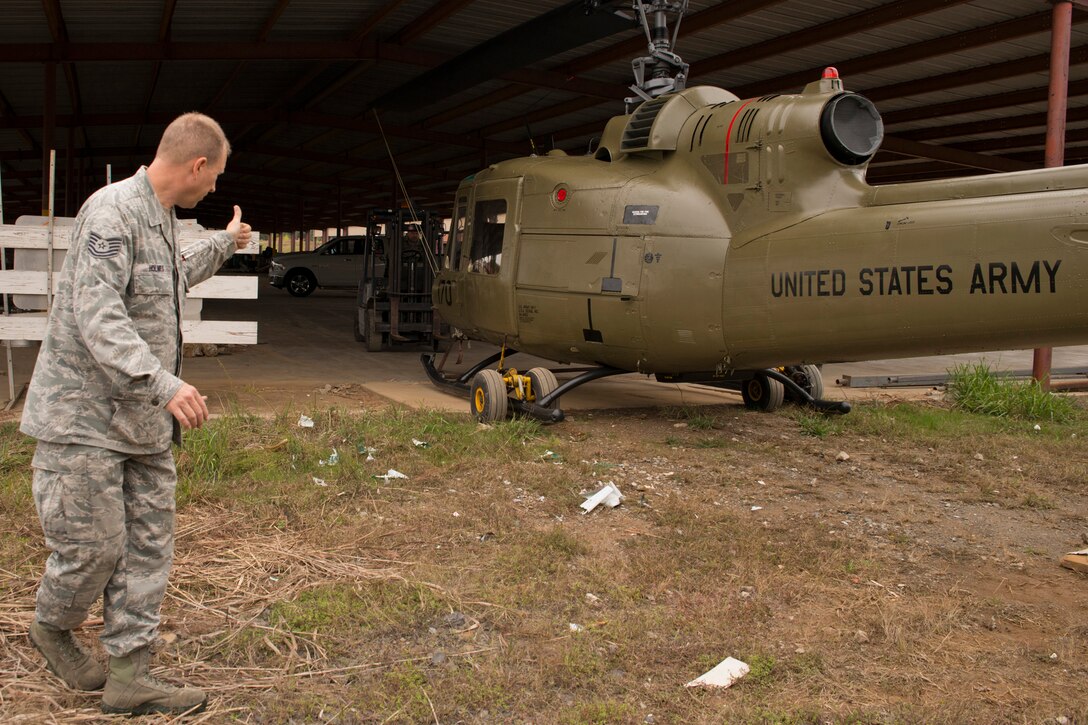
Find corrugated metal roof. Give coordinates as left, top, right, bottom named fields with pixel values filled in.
left=2, top=0, right=1087, bottom=229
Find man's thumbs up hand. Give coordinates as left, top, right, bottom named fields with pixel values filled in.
left=227, top=205, right=253, bottom=251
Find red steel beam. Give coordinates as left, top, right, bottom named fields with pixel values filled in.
left=1035, top=0, right=1073, bottom=388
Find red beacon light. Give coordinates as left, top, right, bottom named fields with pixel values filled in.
left=803, top=66, right=844, bottom=94
left=551, top=185, right=571, bottom=208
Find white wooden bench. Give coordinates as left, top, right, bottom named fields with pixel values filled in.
left=1, top=216, right=259, bottom=345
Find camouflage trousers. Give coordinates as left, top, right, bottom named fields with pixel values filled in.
left=31, top=441, right=177, bottom=658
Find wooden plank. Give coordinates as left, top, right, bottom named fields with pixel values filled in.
left=187, top=275, right=258, bottom=299
left=0, top=223, right=260, bottom=253
left=1061, top=553, right=1088, bottom=574
left=0, top=315, right=257, bottom=345
left=183, top=320, right=258, bottom=345
left=0, top=270, right=49, bottom=295
left=0, top=226, right=70, bottom=250
left=2, top=272, right=258, bottom=300
left=0, top=315, right=47, bottom=340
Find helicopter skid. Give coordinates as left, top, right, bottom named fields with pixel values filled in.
left=421, top=354, right=849, bottom=421
left=657, top=368, right=851, bottom=415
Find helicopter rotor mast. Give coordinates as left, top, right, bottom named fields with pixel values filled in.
left=626, top=0, right=689, bottom=109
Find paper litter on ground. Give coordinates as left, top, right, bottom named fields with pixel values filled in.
left=580, top=482, right=623, bottom=514
left=685, top=656, right=750, bottom=688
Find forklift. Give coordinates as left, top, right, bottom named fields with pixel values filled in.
left=354, top=209, right=446, bottom=351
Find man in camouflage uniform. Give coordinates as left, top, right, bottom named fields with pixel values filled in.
left=21, top=112, right=252, bottom=716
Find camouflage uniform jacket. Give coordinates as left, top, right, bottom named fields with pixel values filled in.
left=20, top=167, right=236, bottom=454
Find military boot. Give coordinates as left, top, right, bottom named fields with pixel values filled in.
left=100, top=644, right=207, bottom=716
left=28, top=621, right=107, bottom=691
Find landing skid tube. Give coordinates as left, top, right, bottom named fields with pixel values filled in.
left=661, top=366, right=851, bottom=414
left=420, top=349, right=516, bottom=393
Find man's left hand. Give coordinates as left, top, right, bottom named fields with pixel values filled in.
left=227, top=205, right=253, bottom=251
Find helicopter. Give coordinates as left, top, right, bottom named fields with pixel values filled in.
left=421, top=0, right=1088, bottom=422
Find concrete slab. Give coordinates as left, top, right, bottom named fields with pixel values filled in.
left=367, top=375, right=741, bottom=414
left=3, top=280, right=1085, bottom=418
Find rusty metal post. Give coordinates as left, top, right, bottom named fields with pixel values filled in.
left=1034, top=0, right=1073, bottom=390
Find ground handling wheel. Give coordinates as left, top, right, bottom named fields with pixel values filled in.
left=525, top=367, right=559, bottom=411
left=741, top=372, right=785, bottom=412
left=783, top=364, right=824, bottom=403
left=471, top=369, right=509, bottom=422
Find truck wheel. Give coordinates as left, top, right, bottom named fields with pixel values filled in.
left=286, top=270, right=316, bottom=297
left=471, top=369, right=508, bottom=422
left=741, top=372, right=785, bottom=412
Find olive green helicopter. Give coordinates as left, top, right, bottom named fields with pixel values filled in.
left=422, top=0, right=1088, bottom=422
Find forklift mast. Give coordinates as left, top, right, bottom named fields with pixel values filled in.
left=355, top=209, right=447, bottom=351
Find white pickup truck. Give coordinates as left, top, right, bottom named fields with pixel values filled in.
left=268, top=235, right=367, bottom=297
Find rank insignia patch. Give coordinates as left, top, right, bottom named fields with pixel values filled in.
left=88, top=231, right=123, bottom=259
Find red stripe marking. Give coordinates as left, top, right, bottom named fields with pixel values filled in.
left=723, top=99, right=755, bottom=185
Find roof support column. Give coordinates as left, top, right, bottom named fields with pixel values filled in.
left=41, top=62, right=56, bottom=214
left=64, top=126, right=74, bottom=216
left=1034, top=0, right=1073, bottom=390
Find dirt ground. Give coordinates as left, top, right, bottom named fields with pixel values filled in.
left=2, top=285, right=1086, bottom=721
left=2, top=380, right=1087, bottom=722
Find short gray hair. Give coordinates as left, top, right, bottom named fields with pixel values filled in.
left=156, top=112, right=231, bottom=165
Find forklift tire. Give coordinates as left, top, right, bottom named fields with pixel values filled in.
left=353, top=312, right=365, bottom=342
left=471, top=369, right=509, bottom=422
left=365, top=311, right=383, bottom=352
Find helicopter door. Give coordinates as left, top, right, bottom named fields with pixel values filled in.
left=515, top=234, right=644, bottom=365
left=460, top=181, right=520, bottom=339
left=433, top=197, right=468, bottom=323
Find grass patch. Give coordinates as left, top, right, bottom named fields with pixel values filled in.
left=0, top=422, right=34, bottom=517
left=664, top=406, right=719, bottom=430
left=268, top=582, right=446, bottom=636
left=946, top=362, right=1078, bottom=422
left=174, top=406, right=550, bottom=507
left=793, top=411, right=845, bottom=438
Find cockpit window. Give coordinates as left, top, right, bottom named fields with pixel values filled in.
left=468, top=199, right=506, bottom=275
left=322, top=237, right=360, bottom=255
left=448, top=199, right=467, bottom=270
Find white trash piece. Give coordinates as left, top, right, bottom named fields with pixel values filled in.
left=374, top=469, right=408, bottom=480
left=580, top=482, right=623, bottom=514
left=685, top=656, right=750, bottom=689
left=297, top=414, right=315, bottom=428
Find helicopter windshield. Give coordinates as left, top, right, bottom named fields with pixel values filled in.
left=468, top=199, right=506, bottom=275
